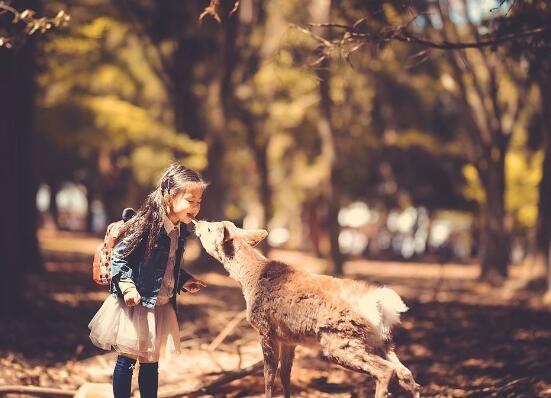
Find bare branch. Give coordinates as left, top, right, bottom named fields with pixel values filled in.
left=199, top=0, right=222, bottom=24
left=402, top=26, right=547, bottom=49
left=0, top=1, right=69, bottom=48
left=229, top=0, right=240, bottom=17
left=207, top=310, right=247, bottom=352
left=294, top=24, right=334, bottom=49
left=305, top=21, right=548, bottom=51
left=199, top=0, right=240, bottom=24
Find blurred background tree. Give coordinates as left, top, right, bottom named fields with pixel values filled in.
left=1, top=0, right=69, bottom=317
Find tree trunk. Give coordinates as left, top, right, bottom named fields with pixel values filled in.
left=200, top=10, right=239, bottom=221
left=49, top=179, right=61, bottom=229
left=0, top=0, right=43, bottom=317
left=243, top=121, right=272, bottom=255
left=326, top=153, right=344, bottom=275
left=0, top=48, right=25, bottom=317
left=479, top=153, right=510, bottom=284
left=304, top=197, right=323, bottom=257
left=310, top=0, right=344, bottom=275
left=542, top=147, right=551, bottom=297
left=97, top=149, right=130, bottom=223
left=237, top=0, right=272, bottom=237
left=170, top=40, right=203, bottom=140
left=256, top=136, right=272, bottom=225
left=239, top=113, right=272, bottom=228
left=537, top=78, right=551, bottom=294
left=202, top=112, right=227, bottom=221
left=85, top=182, right=95, bottom=233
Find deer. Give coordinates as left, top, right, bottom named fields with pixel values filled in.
left=194, top=219, right=421, bottom=398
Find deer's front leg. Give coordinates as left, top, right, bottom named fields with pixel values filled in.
left=261, top=335, right=280, bottom=398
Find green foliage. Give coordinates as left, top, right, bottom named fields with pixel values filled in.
left=37, top=7, right=207, bottom=211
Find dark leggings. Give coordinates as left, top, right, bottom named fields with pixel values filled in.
left=112, top=355, right=159, bottom=398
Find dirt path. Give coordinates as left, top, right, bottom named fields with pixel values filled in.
left=1, top=230, right=550, bottom=397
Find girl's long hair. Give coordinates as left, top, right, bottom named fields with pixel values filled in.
left=117, top=161, right=208, bottom=259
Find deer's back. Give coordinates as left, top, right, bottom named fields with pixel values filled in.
left=248, top=261, right=379, bottom=346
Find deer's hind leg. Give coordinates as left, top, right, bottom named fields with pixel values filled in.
left=261, top=335, right=280, bottom=398
left=320, top=333, right=395, bottom=398
left=386, top=349, right=420, bottom=398
left=279, top=343, right=296, bottom=398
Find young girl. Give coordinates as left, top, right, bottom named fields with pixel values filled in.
left=88, top=161, right=208, bottom=398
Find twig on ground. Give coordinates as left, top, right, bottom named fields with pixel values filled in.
left=208, top=310, right=247, bottom=352
left=236, top=344, right=243, bottom=369
left=158, top=360, right=264, bottom=398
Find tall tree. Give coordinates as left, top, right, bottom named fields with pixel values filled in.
left=436, top=1, right=530, bottom=283
left=537, top=78, right=551, bottom=297
left=310, top=0, right=345, bottom=275
left=504, top=0, right=551, bottom=294
left=110, top=0, right=240, bottom=221
left=318, top=0, right=532, bottom=283
left=0, top=0, right=43, bottom=317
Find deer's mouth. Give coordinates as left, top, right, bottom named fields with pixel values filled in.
left=187, top=213, right=199, bottom=225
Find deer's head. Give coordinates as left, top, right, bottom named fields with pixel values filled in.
left=195, top=220, right=268, bottom=264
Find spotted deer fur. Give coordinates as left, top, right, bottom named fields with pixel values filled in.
left=195, top=220, right=420, bottom=398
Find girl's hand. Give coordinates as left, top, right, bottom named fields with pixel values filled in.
left=182, top=277, right=207, bottom=293
left=123, top=288, right=141, bottom=306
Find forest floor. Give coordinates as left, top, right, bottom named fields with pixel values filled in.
left=1, top=228, right=551, bottom=397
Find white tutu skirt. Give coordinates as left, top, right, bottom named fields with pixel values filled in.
left=88, top=294, right=181, bottom=362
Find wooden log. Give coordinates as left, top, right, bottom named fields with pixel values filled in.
left=0, top=385, right=76, bottom=397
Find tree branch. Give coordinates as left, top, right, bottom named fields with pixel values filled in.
left=305, top=22, right=548, bottom=51
left=199, top=0, right=240, bottom=24
left=0, top=1, right=69, bottom=48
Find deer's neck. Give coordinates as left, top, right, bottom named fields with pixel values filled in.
left=223, top=245, right=268, bottom=298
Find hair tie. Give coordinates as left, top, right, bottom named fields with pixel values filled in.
left=166, top=179, right=170, bottom=193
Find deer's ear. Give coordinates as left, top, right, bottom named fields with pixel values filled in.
left=242, top=229, right=268, bottom=247
left=223, top=224, right=233, bottom=243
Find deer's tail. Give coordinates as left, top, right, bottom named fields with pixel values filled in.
left=351, top=286, right=408, bottom=339
left=372, top=287, right=409, bottom=329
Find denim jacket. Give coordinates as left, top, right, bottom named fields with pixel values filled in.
left=109, top=224, right=194, bottom=309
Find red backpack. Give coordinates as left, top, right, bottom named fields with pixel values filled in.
left=92, top=208, right=136, bottom=285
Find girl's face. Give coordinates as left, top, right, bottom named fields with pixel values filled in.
left=168, top=185, right=204, bottom=224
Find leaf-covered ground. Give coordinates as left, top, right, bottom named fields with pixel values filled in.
left=1, top=229, right=550, bottom=397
